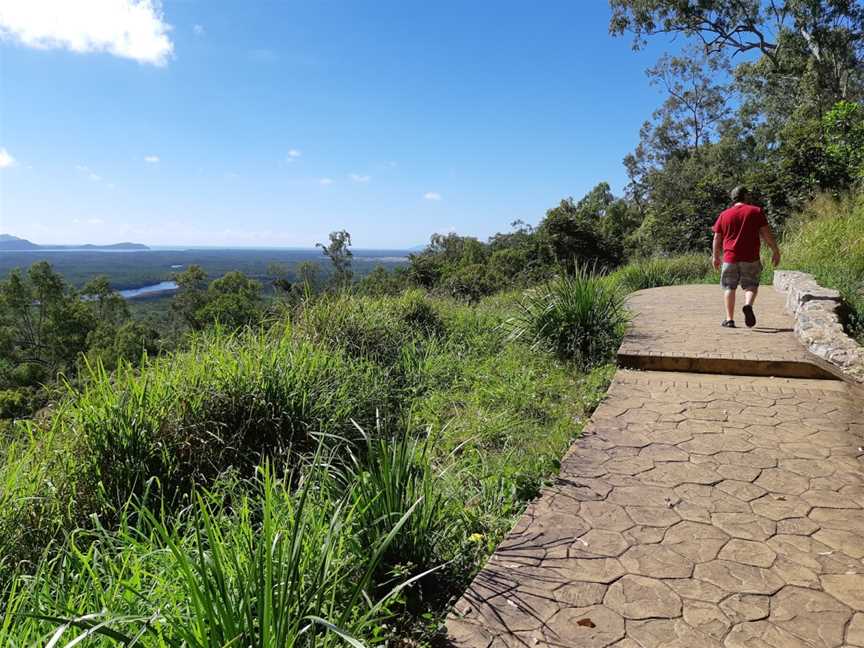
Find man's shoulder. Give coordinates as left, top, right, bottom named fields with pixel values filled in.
left=717, top=206, right=736, bottom=219
left=742, top=204, right=767, bottom=224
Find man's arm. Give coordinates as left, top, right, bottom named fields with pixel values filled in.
left=712, top=231, right=723, bottom=270
left=760, top=225, right=781, bottom=267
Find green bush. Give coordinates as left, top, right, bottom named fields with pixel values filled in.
left=506, top=268, right=629, bottom=368
left=0, top=291, right=613, bottom=643
left=3, top=458, right=434, bottom=646
left=608, top=254, right=715, bottom=292
left=0, top=390, right=28, bottom=420
left=0, top=328, right=390, bottom=580
left=295, top=290, right=444, bottom=365
left=781, top=191, right=864, bottom=339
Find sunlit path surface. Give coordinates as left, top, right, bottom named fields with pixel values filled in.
left=445, top=286, right=864, bottom=648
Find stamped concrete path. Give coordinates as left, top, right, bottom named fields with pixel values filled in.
left=445, top=285, right=864, bottom=648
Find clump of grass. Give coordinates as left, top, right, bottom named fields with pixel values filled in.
left=506, top=268, right=629, bottom=369
left=3, top=454, right=435, bottom=647
left=295, top=290, right=444, bottom=365
left=346, top=427, right=455, bottom=575
left=781, top=191, right=864, bottom=339
left=608, top=254, right=715, bottom=292
left=0, top=325, right=394, bottom=582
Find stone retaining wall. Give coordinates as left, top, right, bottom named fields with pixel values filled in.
left=773, top=270, right=864, bottom=382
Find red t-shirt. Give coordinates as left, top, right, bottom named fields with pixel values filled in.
left=712, top=203, right=768, bottom=263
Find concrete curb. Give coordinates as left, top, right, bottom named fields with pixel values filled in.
left=773, top=270, right=864, bottom=383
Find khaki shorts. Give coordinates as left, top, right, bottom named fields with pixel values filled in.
left=721, top=261, right=762, bottom=290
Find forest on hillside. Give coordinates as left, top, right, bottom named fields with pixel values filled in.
left=1, top=2, right=863, bottom=646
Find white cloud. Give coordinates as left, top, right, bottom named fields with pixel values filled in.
left=0, top=0, right=174, bottom=66
left=192, top=23, right=204, bottom=36
left=319, top=177, right=333, bottom=185
left=349, top=173, right=370, bottom=183
left=286, top=149, right=302, bottom=163
left=86, top=218, right=105, bottom=225
left=144, top=154, right=160, bottom=163
left=0, top=147, right=15, bottom=168
left=75, top=164, right=102, bottom=181
left=423, top=192, right=442, bottom=201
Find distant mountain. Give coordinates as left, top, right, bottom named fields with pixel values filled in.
left=76, top=242, right=150, bottom=250
left=0, top=234, right=149, bottom=251
left=0, top=234, right=40, bottom=250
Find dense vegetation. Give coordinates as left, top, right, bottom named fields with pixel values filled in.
left=1, top=1, right=863, bottom=645
left=1, top=287, right=617, bottom=645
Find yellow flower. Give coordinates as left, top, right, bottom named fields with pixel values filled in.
left=468, top=533, right=484, bottom=543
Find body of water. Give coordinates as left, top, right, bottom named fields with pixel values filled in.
left=119, top=281, right=179, bottom=300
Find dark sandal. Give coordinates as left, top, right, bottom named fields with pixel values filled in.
left=721, top=320, right=736, bottom=328
left=743, top=305, right=756, bottom=328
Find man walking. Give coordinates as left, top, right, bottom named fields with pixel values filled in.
left=712, top=186, right=781, bottom=328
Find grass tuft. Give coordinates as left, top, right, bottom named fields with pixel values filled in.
left=506, top=267, right=629, bottom=368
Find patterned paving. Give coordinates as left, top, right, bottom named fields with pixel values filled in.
left=445, top=287, right=864, bottom=648
left=618, top=285, right=835, bottom=378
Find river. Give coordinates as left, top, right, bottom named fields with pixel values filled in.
left=119, top=281, right=179, bottom=299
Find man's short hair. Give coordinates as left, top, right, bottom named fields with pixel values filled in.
left=730, top=185, right=750, bottom=202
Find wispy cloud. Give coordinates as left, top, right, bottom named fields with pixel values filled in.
left=286, top=149, right=302, bottom=163
left=75, top=164, right=102, bottom=181
left=349, top=173, right=370, bottom=183
left=423, top=192, right=442, bottom=201
left=87, top=217, right=105, bottom=225
left=319, top=177, right=334, bottom=185
left=144, top=154, right=160, bottom=163
left=0, top=0, right=174, bottom=66
left=0, top=147, right=16, bottom=168
left=193, top=23, right=204, bottom=36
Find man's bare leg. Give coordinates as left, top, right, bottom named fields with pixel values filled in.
left=743, top=287, right=758, bottom=327
left=725, top=289, right=736, bottom=322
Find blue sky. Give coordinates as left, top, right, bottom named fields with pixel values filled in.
left=0, top=1, right=680, bottom=248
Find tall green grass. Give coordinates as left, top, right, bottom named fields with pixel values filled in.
left=506, top=268, right=629, bottom=368
left=3, top=452, right=443, bottom=646
left=607, top=254, right=716, bottom=292
left=780, top=192, right=864, bottom=339
left=0, top=290, right=611, bottom=644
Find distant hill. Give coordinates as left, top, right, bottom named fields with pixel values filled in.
left=76, top=242, right=150, bottom=250
left=0, top=234, right=40, bottom=250
left=0, top=234, right=149, bottom=251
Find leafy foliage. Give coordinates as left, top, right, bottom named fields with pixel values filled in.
left=506, top=268, right=629, bottom=368
left=781, top=191, right=864, bottom=338
left=0, top=290, right=610, bottom=644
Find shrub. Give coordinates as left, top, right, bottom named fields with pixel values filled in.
left=0, top=390, right=28, bottom=420
left=781, top=191, right=864, bottom=339
left=608, top=254, right=715, bottom=292
left=0, top=327, right=391, bottom=580
left=3, top=459, right=430, bottom=647
left=0, top=291, right=614, bottom=643
left=295, top=290, right=444, bottom=365
left=506, top=268, right=629, bottom=368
